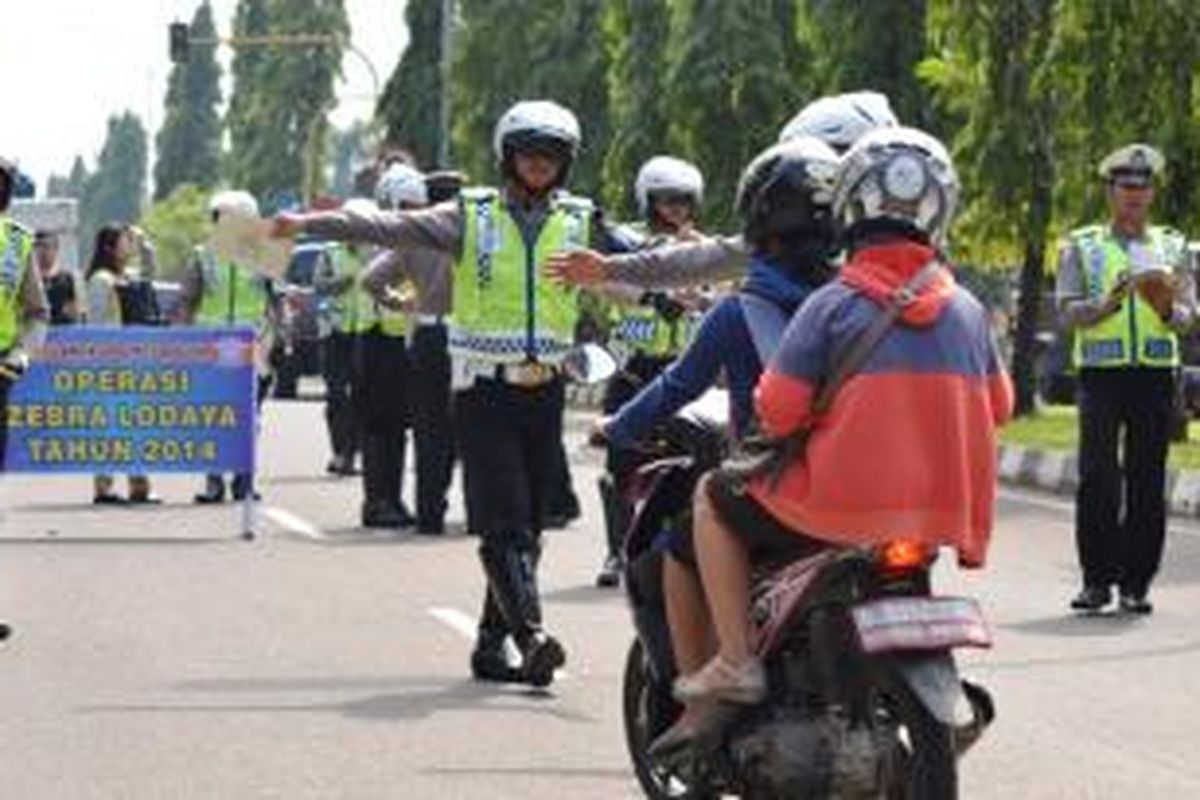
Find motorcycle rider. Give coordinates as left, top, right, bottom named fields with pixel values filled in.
left=595, top=155, right=707, bottom=588
left=270, top=100, right=635, bottom=687
left=663, top=128, right=1012, bottom=750
left=588, top=137, right=842, bottom=753
left=545, top=91, right=899, bottom=292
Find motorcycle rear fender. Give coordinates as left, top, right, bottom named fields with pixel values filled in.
left=889, top=651, right=974, bottom=727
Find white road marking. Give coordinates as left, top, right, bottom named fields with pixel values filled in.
left=262, top=506, right=328, bottom=541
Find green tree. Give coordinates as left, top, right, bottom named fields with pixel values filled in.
left=600, top=0, right=672, bottom=218
left=923, top=0, right=1060, bottom=415
left=154, top=1, right=223, bottom=201
left=46, top=156, right=90, bottom=200
left=800, top=0, right=934, bottom=130
left=451, top=0, right=610, bottom=197
left=667, top=0, right=809, bottom=232
left=377, top=0, right=445, bottom=168
left=226, top=0, right=347, bottom=209
left=139, top=183, right=212, bottom=280
left=79, top=112, right=149, bottom=262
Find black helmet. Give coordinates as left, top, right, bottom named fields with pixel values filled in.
left=735, top=137, right=840, bottom=249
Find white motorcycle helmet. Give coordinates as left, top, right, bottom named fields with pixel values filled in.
left=375, top=163, right=428, bottom=209
left=778, top=91, right=899, bottom=154
left=832, top=126, right=960, bottom=246
left=493, top=100, right=581, bottom=185
left=208, top=189, right=260, bottom=221
left=634, top=156, right=705, bottom=218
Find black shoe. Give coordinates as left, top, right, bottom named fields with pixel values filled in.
left=470, top=637, right=523, bottom=683
left=93, top=492, right=127, bottom=506
left=193, top=481, right=226, bottom=504
left=415, top=523, right=445, bottom=537
left=595, top=554, right=622, bottom=588
left=519, top=632, right=566, bottom=688
left=231, top=489, right=262, bottom=502
left=0, top=622, right=11, bottom=642
left=395, top=503, right=417, bottom=529
left=1119, top=592, right=1153, bottom=615
left=1070, top=585, right=1112, bottom=612
left=361, top=501, right=410, bottom=529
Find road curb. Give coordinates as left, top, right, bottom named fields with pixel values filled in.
left=998, top=443, right=1200, bottom=519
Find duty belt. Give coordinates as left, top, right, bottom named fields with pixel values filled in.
left=495, top=360, right=557, bottom=388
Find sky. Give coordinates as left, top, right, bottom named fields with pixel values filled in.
left=0, top=0, right=409, bottom=191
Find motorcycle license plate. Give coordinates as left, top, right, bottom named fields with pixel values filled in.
left=852, top=596, right=992, bottom=654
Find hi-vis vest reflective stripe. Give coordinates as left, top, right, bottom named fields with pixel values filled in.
left=612, top=307, right=681, bottom=358
left=328, top=246, right=408, bottom=337
left=194, top=248, right=269, bottom=326
left=450, top=187, right=591, bottom=364
left=1070, top=224, right=1184, bottom=369
left=0, top=219, right=33, bottom=351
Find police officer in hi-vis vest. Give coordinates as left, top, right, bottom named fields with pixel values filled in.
left=0, top=157, right=49, bottom=642
left=1056, top=144, right=1198, bottom=615
left=181, top=190, right=279, bottom=504
left=272, top=100, right=634, bottom=687
left=0, top=157, right=49, bottom=470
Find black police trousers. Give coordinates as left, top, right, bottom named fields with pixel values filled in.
left=355, top=327, right=410, bottom=508
left=1075, top=367, right=1174, bottom=596
left=456, top=376, right=563, bottom=643
left=0, top=377, right=10, bottom=471
left=409, top=322, right=455, bottom=531
left=322, top=330, right=361, bottom=464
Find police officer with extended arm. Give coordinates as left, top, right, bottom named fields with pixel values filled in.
left=272, top=101, right=631, bottom=687
left=1056, top=144, right=1197, bottom=615
left=181, top=190, right=279, bottom=504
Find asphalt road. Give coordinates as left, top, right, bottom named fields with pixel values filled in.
left=1, top=398, right=1198, bottom=799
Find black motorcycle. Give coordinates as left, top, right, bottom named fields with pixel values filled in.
left=618, top=399, right=995, bottom=799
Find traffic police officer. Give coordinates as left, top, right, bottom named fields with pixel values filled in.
left=273, top=100, right=633, bottom=686
left=1056, top=143, right=1197, bottom=614
left=183, top=190, right=278, bottom=504
left=0, top=157, right=49, bottom=470
left=594, top=155, right=706, bottom=587
left=0, top=157, right=50, bottom=642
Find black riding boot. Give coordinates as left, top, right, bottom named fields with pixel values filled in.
left=478, top=536, right=566, bottom=687
left=470, top=592, right=522, bottom=683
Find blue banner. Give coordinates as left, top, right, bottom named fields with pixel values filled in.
left=4, top=327, right=257, bottom=474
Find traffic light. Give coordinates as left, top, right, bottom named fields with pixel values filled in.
left=169, top=22, right=190, bottom=63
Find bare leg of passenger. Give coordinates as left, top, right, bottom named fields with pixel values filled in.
left=664, top=553, right=715, bottom=675
left=692, top=474, right=753, bottom=665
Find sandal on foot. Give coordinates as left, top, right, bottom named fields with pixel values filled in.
left=673, top=655, right=766, bottom=705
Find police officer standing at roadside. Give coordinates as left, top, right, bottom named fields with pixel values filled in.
left=271, top=100, right=633, bottom=687
left=1057, top=144, right=1197, bottom=615
left=0, top=158, right=50, bottom=642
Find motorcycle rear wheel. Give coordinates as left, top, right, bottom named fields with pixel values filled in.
left=881, top=675, right=958, bottom=800
left=622, top=639, right=717, bottom=799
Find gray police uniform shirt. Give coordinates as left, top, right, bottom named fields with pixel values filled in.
left=600, top=235, right=749, bottom=289
left=1055, top=227, right=1197, bottom=334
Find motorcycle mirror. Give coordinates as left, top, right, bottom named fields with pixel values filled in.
left=561, top=343, right=617, bottom=385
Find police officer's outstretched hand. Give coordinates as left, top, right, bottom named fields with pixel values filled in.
left=545, top=249, right=607, bottom=287
left=269, top=213, right=305, bottom=240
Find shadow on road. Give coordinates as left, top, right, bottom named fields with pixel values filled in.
left=541, top=583, right=623, bottom=605
left=81, top=675, right=596, bottom=725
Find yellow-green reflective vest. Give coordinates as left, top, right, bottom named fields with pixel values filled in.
left=0, top=218, right=32, bottom=351
left=329, top=245, right=409, bottom=338
left=1070, top=224, right=1185, bottom=369
left=194, top=248, right=269, bottom=326
left=611, top=306, right=683, bottom=359
left=450, top=187, right=591, bottom=364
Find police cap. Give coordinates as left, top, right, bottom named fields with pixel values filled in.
left=1098, top=143, right=1165, bottom=186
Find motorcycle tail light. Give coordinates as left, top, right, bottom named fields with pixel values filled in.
left=875, top=540, right=934, bottom=576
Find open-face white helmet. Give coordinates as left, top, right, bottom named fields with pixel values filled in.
left=634, top=156, right=705, bottom=217
left=832, top=126, right=959, bottom=246
left=778, top=91, right=899, bottom=154
left=493, top=100, right=581, bottom=184
left=208, top=189, right=260, bottom=220
left=342, top=197, right=380, bottom=216
left=375, top=163, right=427, bottom=209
